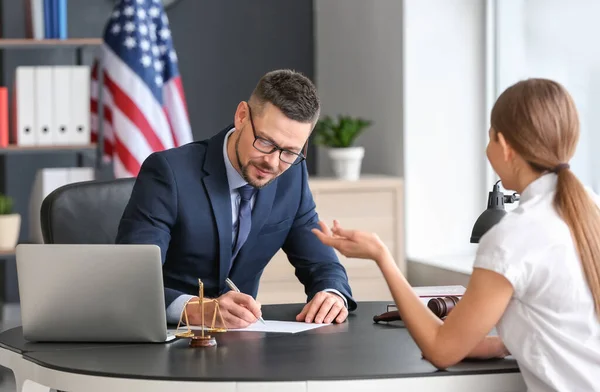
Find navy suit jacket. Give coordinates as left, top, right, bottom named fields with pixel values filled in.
left=116, top=126, right=357, bottom=311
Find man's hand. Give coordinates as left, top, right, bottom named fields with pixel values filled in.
left=184, top=291, right=262, bottom=329
left=296, top=291, right=348, bottom=324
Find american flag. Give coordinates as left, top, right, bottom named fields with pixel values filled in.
left=90, top=0, right=193, bottom=178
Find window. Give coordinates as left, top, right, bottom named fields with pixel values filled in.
left=495, top=0, right=600, bottom=192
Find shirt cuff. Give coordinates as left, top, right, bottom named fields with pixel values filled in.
left=323, top=288, right=348, bottom=308
left=165, top=294, right=196, bottom=325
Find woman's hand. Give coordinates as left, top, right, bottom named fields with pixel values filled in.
left=312, top=220, right=390, bottom=262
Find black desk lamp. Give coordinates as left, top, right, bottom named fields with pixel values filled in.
left=470, top=180, right=520, bottom=243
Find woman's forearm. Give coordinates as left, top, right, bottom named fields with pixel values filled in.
left=467, top=336, right=510, bottom=359
left=376, top=251, right=446, bottom=363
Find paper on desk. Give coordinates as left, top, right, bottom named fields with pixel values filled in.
left=231, top=320, right=331, bottom=333
left=187, top=320, right=330, bottom=334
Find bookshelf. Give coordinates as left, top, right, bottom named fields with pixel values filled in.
left=0, top=4, right=109, bottom=305
left=0, top=36, right=106, bottom=266
left=0, top=143, right=97, bottom=154
left=0, top=37, right=104, bottom=162
left=0, top=38, right=102, bottom=49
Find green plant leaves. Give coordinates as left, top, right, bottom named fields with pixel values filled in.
left=0, top=194, right=13, bottom=215
left=314, top=115, right=372, bottom=148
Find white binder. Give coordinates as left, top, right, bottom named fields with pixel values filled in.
left=34, top=66, right=53, bottom=145
left=14, top=67, right=36, bottom=146
left=51, top=66, right=71, bottom=145
left=70, top=66, right=91, bottom=145
left=28, top=167, right=95, bottom=243
left=68, top=167, right=94, bottom=184
left=28, top=168, right=69, bottom=244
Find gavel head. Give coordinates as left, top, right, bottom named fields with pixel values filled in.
left=427, top=296, right=460, bottom=319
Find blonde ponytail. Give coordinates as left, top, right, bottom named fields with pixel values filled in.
left=491, top=78, right=600, bottom=318
left=554, top=168, right=600, bottom=318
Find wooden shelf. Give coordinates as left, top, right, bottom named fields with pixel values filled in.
left=0, top=143, right=97, bottom=154
left=0, top=38, right=102, bottom=49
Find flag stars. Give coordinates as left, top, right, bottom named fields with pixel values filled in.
left=149, top=7, right=160, bottom=18
left=123, top=36, right=136, bottom=49
left=124, top=21, right=135, bottom=33
left=123, top=6, right=135, bottom=17
left=159, top=28, right=171, bottom=40
left=141, top=54, right=152, bottom=67
left=108, top=4, right=179, bottom=89
left=140, top=39, right=150, bottom=51
left=149, top=24, right=157, bottom=40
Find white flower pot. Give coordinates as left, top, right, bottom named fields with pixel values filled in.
left=0, top=214, right=20, bottom=250
left=327, top=146, right=365, bottom=181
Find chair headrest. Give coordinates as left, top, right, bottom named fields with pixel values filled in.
left=40, top=178, right=136, bottom=244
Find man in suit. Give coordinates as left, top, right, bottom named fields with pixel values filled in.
left=116, top=69, right=356, bottom=328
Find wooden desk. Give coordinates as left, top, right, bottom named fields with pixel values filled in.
left=258, top=176, right=405, bottom=304
left=0, top=302, right=525, bottom=392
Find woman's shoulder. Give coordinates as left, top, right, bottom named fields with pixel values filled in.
left=476, top=198, right=569, bottom=261
left=477, top=183, right=600, bottom=253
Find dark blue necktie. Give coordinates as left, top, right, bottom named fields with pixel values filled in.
left=232, top=184, right=256, bottom=260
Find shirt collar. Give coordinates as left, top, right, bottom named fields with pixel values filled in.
left=519, top=172, right=558, bottom=204
left=223, top=127, right=247, bottom=192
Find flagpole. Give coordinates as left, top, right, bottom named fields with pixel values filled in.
left=96, top=47, right=104, bottom=171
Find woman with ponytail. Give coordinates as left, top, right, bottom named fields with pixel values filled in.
left=313, top=78, right=600, bottom=391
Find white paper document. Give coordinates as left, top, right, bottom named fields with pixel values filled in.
left=185, top=320, right=330, bottom=334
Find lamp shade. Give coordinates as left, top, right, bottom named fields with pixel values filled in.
left=470, top=183, right=507, bottom=243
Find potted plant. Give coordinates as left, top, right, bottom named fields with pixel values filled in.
left=0, top=194, right=20, bottom=250
left=314, top=115, right=372, bottom=180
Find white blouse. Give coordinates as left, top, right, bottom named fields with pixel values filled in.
left=474, top=173, right=600, bottom=392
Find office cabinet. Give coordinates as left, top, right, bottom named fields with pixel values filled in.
left=257, top=176, right=405, bottom=304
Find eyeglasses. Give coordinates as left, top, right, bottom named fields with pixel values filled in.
left=247, top=105, right=307, bottom=165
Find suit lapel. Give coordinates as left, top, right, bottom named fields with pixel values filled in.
left=202, top=126, right=233, bottom=293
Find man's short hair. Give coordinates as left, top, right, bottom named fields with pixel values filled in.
left=250, top=69, right=320, bottom=124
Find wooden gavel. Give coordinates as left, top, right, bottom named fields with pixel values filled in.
left=373, top=296, right=460, bottom=323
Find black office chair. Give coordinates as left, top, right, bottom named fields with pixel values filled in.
left=40, top=177, right=136, bottom=244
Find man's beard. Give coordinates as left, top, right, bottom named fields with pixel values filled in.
left=235, top=133, right=278, bottom=189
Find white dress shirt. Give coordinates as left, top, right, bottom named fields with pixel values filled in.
left=166, top=128, right=346, bottom=323
left=474, top=173, right=600, bottom=392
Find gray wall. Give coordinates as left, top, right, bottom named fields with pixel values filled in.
left=0, top=0, right=316, bottom=302
left=314, top=0, right=404, bottom=177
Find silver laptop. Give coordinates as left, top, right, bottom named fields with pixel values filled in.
left=16, top=244, right=176, bottom=343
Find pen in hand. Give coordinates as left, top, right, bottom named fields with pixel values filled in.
left=225, top=278, right=266, bottom=324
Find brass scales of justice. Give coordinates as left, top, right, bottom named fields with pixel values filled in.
left=174, top=279, right=228, bottom=347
